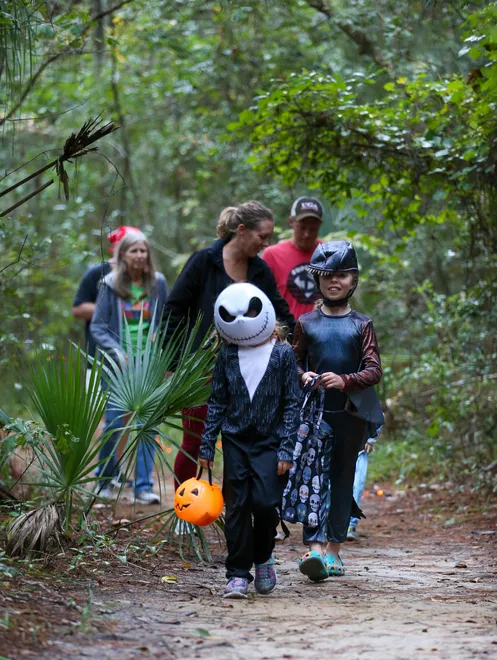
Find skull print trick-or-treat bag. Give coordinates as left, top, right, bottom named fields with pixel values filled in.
left=281, top=378, right=333, bottom=528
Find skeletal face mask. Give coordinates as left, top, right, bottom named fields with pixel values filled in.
left=214, top=283, right=276, bottom=347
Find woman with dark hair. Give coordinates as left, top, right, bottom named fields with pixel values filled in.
left=91, top=230, right=169, bottom=504
left=161, top=200, right=295, bottom=487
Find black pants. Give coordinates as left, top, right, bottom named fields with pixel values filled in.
left=222, top=431, right=283, bottom=582
left=303, top=412, right=366, bottom=545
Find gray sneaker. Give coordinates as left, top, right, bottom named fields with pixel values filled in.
left=254, top=557, right=277, bottom=594
left=95, top=486, right=118, bottom=501
left=134, top=490, right=160, bottom=505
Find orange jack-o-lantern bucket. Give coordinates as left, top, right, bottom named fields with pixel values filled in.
left=174, top=468, right=224, bottom=526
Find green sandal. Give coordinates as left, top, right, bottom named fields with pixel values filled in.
left=299, top=551, right=329, bottom=582
left=324, top=553, right=345, bottom=576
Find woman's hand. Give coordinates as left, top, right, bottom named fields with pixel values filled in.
left=277, top=461, right=292, bottom=476
left=302, top=371, right=320, bottom=387
left=320, top=371, right=345, bottom=390
left=199, top=458, right=213, bottom=470
left=364, top=442, right=375, bottom=454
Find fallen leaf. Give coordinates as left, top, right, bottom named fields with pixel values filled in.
left=455, top=562, right=467, bottom=569
left=161, top=575, right=178, bottom=584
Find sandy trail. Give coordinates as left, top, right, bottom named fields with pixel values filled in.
left=22, top=488, right=497, bottom=660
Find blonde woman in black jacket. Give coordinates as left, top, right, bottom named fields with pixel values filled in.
left=161, top=201, right=295, bottom=487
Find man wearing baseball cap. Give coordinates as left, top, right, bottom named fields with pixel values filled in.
left=72, top=225, right=140, bottom=375
left=262, top=197, right=324, bottom=319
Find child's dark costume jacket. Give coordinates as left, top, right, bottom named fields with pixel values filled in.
left=200, top=341, right=300, bottom=463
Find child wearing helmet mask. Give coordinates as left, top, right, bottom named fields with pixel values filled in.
left=199, top=282, right=300, bottom=599
left=292, top=240, right=384, bottom=580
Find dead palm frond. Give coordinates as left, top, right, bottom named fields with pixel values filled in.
left=0, top=116, right=118, bottom=216
left=6, top=504, right=63, bottom=558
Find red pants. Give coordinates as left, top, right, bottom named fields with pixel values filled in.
left=174, top=405, right=209, bottom=486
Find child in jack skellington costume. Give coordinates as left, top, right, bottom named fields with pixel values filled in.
left=199, top=282, right=300, bottom=599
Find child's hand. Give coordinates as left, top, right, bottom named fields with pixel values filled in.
left=199, top=458, right=213, bottom=470
left=277, top=461, right=292, bottom=476
left=302, top=371, right=320, bottom=387
left=320, top=371, right=345, bottom=390
left=365, top=442, right=375, bottom=454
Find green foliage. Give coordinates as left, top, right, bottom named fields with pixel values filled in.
left=2, top=0, right=497, bottom=498
left=102, top=315, right=217, bottom=492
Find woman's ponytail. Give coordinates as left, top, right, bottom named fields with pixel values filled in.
left=216, top=201, right=273, bottom=240
left=217, top=207, right=241, bottom=239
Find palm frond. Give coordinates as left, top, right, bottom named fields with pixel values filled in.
left=25, top=345, right=110, bottom=526
left=97, top=315, right=217, bottom=504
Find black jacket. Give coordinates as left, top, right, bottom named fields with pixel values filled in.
left=161, top=238, right=295, bottom=350
left=199, top=341, right=301, bottom=463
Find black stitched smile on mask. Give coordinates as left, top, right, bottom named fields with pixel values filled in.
left=220, top=311, right=270, bottom=342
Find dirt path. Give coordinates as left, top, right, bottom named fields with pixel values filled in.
left=3, top=487, right=497, bottom=659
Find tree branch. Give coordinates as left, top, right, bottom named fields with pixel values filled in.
left=0, top=0, right=137, bottom=126
left=305, top=0, right=392, bottom=72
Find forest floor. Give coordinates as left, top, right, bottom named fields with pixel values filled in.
left=1, top=482, right=497, bottom=660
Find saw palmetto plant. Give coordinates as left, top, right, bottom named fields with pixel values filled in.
left=99, top=314, right=217, bottom=504
left=5, top=315, right=217, bottom=557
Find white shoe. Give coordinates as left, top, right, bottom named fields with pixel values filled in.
left=135, top=490, right=160, bottom=504
left=96, top=487, right=118, bottom=501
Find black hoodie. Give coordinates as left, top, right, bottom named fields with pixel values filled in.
left=161, top=237, right=295, bottom=351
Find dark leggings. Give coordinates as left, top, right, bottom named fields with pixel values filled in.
left=303, top=411, right=366, bottom=545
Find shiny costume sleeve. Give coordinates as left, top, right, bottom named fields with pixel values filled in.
left=341, top=320, right=382, bottom=391
left=292, top=319, right=307, bottom=380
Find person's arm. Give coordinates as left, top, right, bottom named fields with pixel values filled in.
left=275, top=346, right=301, bottom=464
left=153, top=272, right=169, bottom=325
left=72, top=302, right=95, bottom=320
left=259, top=260, right=295, bottom=336
left=90, top=285, right=125, bottom=362
left=341, top=321, right=382, bottom=391
left=199, top=350, right=229, bottom=463
left=292, top=319, right=312, bottom=380
left=72, top=264, right=105, bottom=320
left=160, top=251, right=204, bottom=343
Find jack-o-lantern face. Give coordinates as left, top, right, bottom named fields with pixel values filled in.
left=174, top=477, right=224, bottom=526
left=214, top=282, right=276, bottom=347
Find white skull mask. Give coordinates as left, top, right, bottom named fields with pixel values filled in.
left=293, top=441, right=303, bottom=459
left=312, top=476, right=320, bottom=493
left=214, top=283, right=276, bottom=347
left=307, top=448, right=316, bottom=465
left=299, top=484, right=309, bottom=503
